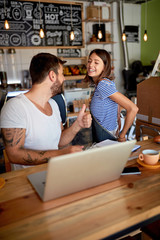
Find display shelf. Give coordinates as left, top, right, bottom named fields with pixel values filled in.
left=65, top=75, right=85, bottom=81
left=62, top=57, right=87, bottom=81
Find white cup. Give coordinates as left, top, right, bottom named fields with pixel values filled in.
left=139, top=149, right=159, bottom=165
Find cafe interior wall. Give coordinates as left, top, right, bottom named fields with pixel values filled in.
left=112, top=1, right=141, bottom=93
left=141, top=0, right=160, bottom=66
left=1, top=1, right=141, bottom=94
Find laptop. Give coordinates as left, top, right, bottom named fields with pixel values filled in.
left=27, top=140, right=136, bottom=202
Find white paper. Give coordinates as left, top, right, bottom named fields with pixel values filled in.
left=94, top=139, right=140, bottom=152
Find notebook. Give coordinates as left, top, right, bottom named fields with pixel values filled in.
left=27, top=139, right=136, bottom=202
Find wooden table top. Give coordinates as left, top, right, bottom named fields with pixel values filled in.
left=0, top=139, right=160, bottom=240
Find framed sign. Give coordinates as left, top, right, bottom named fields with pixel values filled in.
left=125, top=25, right=139, bottom=43
left=0, top=0, right=84, bottom=48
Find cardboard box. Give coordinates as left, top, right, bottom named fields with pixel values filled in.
left=137, top=76, right=160, bottom=126
left=102, top=6, right=111, bottom=20
left=86, top=6, right=102, bottom=19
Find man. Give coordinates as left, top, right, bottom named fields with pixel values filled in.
left=0, top=53, right=92, bottom=170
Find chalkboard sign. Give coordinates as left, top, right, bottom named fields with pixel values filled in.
left=57, top=48, right=81, bottom=57
left=0, top=0, right=83, bottom=48
left=125, top=25, right=139, bottom=43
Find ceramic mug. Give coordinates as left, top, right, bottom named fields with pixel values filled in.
left=139, top=149, right=159, bottom=165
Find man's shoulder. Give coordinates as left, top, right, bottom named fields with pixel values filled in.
left=7, top=93, right=24, bottom=102
left=2, top=94, right=26, bottom=112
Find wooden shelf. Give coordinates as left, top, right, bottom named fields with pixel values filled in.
left=61, top=57, right=87, bottom=60
left=87, top=41, right=116, bottom=45
left=83, top=18, right=114, bottom=23
left=65, top=75, right=85, bottom=81
left=63, top=57, right=87, bottom=81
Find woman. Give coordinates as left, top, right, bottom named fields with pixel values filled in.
left=84, top=49, right=138, bottom=143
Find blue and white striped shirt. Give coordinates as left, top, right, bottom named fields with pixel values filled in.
left=90, top=78, right=118, bottom=131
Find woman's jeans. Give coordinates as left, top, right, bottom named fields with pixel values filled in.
left=92, top=115, right=117, bottom=143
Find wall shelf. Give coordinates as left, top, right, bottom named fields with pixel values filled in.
left=83, top=18, right=114, bottom=23
left=87, top=41, right=116, bottom=45
left=61, top=57, right=87, bottom=60
left=84, top=15, right=115, bottom=47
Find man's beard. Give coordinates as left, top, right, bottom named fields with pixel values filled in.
left=51, top=82, right=62, bottom=96
left=51, top=78, right=63, bottom=97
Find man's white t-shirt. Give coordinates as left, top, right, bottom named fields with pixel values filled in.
left=0, top=94, right=62, bottom=170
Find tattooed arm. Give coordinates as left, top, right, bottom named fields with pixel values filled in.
left=1, top=128, right=84, bottom=166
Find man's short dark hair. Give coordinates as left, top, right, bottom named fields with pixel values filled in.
left=29, top=53, right=66, bottom=85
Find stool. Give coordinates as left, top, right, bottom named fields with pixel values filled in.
left=120, top=236, right=136, bottom=240
left=141, top=220, right=160, bottom=240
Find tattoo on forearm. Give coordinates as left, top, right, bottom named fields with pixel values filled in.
left=39, top=151, right=46, bottom=156
left=2, top=128, right=50, bottom=165
left=23, top=153, right=49, bottom=165
left=2, top=128, right=24, bottom=147
left=23, top=153, right=36, bottom=164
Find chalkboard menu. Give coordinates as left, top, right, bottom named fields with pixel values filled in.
left=0, top=0, right=83, bottom=47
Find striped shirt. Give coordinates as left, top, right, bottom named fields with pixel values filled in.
left=90, top=78, right=118, bottom=131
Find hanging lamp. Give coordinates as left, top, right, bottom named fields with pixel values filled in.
left=39, top=1, right=44, bottom=39
left=4, top=0, right=9, bottom=30
left=143, top=0, right=148, bottom=42
left=70, top=4, right=75, bottom=41
left=121, top=0, right=126, bottom=42
left=97, top=1, right=102, bottom=40
left=122, top=30, right=126, bottom=42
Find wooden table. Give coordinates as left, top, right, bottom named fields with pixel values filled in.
left=0, top=139, right=160, bottom=240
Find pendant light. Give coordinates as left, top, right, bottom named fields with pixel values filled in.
left=39, top=1, right=44, bottom=39
left=97, top=1, right=102, bottom=40
left=143, top=0, right=148, bottom=42
left=4, top=0, right=9, bottom=30
left=143, top=30, right=147, bottom=42
left=70, top=4, right=75, bottom=41
left=121, top=0, right=126, bottom=42
left=122, top=30, right=126, bottom=42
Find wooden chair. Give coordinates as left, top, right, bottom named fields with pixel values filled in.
left=141, top=220, right=160, bottom=240
left=139, top=125, right=160, bottom=141
left=3, top=149, right=11, bottom=172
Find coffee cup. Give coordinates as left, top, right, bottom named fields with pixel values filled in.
left=139, top=149, right=159, bottom=165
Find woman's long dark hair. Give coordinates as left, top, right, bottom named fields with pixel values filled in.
left=84, top=49, right=114, bottom=85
